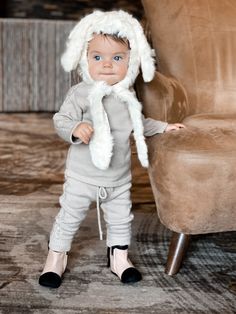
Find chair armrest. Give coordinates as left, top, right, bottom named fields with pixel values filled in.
left=135, top=71, right=189, bottom=123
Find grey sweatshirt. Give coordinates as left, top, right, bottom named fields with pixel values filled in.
left=53, top=81, right=168, bottom=187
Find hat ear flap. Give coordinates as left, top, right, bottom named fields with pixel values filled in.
left=131, top=18, right=156, bottom=82
left=61, top=12, right=102, bottom=72
left=139, top=41, right=156, bottom=82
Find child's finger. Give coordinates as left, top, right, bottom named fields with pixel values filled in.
left=81, top=130, right=93, bottom=144
left=83, top=126, right=94, bottom=136
left=81, top=128, right=91, bottom=137
left=81, top=135, right=89, bottom=144
left=87, top=125, right=94, bottom=132
left=176, top=123, right=185, bottom=128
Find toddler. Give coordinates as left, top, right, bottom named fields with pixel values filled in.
left=39, top=10, right=184, bottom=288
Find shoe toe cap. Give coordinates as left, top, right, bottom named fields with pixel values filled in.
left=121, top=267, right=142, bottom=284
left=39, top=272, right=62, bottom=288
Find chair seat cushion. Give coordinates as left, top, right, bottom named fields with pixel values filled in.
left=183, top=113, right=236, bottom=131
left=147, top=114, right=236, bottom=234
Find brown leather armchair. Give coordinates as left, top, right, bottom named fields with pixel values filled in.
left=138, top=0, right=236, bottom=275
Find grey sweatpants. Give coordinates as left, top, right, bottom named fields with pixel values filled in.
left=49, top=176, right=133, bottom=252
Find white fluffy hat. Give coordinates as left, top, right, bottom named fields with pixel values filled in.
left=61, top=10, right=155, bottom=170
left=61, top=10, right=155, bottom=87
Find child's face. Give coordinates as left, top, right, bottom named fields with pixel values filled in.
left=87, top=34, right=130, bottom=86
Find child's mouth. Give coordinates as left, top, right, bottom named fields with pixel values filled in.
left=100, top=73, right=115, bottom=75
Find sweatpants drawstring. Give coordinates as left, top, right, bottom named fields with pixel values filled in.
left=96, top=186, right=108, bottom=240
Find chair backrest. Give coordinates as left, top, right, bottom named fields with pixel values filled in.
left=142, top=0, right=236, bottom=115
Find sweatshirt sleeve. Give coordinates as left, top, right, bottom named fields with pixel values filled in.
left=142, top=115, right=168, bottom=137
left=53, top=86, right=90, bottom=144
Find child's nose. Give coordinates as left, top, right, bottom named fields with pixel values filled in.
left=103, top=59, right=112, bottom=67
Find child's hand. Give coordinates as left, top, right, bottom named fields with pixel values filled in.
left=73, top=122, right=94, bottom=144
left=164, top=123, right=185, bottom=133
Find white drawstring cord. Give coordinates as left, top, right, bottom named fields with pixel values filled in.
left=96, top=186, right=108, bottom=240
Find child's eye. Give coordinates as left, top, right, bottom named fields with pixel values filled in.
left=113, top=56, right=122, bottom=61
left=94, top=55, right=101, bottom=61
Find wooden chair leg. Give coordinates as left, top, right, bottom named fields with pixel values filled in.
left=165, top=232, right=191, bottom=276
